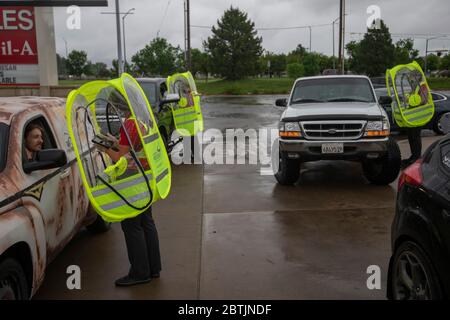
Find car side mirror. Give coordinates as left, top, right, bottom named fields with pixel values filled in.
left=275, top=98, right=287, bottom=107
left=161, top=93, right=180, bottom=106
left=23, top=149, right=67, bottom=174
left=378, top=96, right=392, bottom=105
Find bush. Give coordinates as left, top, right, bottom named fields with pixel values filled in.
left=287, top=63, right=305, bottom=79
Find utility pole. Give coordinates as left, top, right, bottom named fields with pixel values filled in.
left=115, top=0, right=123, bottom=75
left=309, top=26, right=312, bottom=53
left=185, top=0, right=192, bottom=71
left=338, top=0, right=345, bottom=74
left=341, top=0, right=345, bottom=74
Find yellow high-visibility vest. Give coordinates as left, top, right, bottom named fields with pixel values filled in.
left=66, top=73, right=171, bottom=223
left=386, top=61, right=435, bottom=128
left=167, top=71, right=204, bottom=136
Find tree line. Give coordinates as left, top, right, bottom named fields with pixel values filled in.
left=58, top=6, right=450, bottom=80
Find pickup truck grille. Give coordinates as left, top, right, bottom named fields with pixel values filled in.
left=300, top=120, right=366, bottom=140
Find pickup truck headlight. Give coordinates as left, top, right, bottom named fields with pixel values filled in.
left=364, top=120, right=390, bottom=137
left=279, top=122, right=302, bottom=138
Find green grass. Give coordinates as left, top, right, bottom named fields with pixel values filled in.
left=59, top=79, right=93, bottom=86
left=59, top=77, right=450, bottom=94
left=197, top=78, right=295, bottom=95
left=428, top=77, right=450, bottom=90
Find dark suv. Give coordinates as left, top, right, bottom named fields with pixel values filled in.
left=136, top=78, right=176, bottom=145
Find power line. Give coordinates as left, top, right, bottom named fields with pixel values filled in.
left=192, top=23, right=331, bottom=31
left=192, top=24, right=450, bottom=39
left=156, top=0, right=172, bottom=38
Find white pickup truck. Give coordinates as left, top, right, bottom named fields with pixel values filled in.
left=275, top=75, right=401, bottom=185
left=0, top=96, right=109, bottom=300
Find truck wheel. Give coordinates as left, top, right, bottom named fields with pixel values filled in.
left=86, top=215, right=111, bottom=234
left=391, top=241, right=442, bottom=300
left=274, top=152, right=300, bottom=185
left=362, top=137, right=401, bottom=185
left=0, top=258, right=29, bottom=300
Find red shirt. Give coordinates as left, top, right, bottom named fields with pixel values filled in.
left=119, top=118, right=149, bottom=169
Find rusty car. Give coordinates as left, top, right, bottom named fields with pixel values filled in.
left=0, top=96, right=110, bottom=300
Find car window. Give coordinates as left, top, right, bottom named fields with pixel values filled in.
left=0, top=123, right=9, bottom=173
left=139, top=82, right=157, bottom=107
left=22, top=116, right=57, bottom=171
left=291, top=78, right=376, bottom=104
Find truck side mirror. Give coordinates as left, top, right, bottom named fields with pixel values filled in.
left=23, top=149, right=67, bottom=174
left=275, top=98, right=287, bottom=107
left=161, top=93, right=180, bottom=106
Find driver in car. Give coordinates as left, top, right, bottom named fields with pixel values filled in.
left=24, top=123, right=44, bottom=163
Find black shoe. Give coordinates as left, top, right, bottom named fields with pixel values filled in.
left=151, top=272, right=160, bottom=278
left=115, top=275, right=151, bottom=287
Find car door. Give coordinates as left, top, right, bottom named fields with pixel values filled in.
left=18, top=111, right=74, bottom=260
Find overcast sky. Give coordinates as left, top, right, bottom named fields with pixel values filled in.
left=53, top=0, right=450, bottom=66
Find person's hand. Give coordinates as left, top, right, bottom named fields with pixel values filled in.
left=94, top=143, right=108, bottom=153
left=104, top=133, right=119, bottom=151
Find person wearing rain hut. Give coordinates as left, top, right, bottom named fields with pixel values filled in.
left=93, top=93, right=162, bottom=287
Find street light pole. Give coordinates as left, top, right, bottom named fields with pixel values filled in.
left=332, top=17, right=339, bottom=70
left=186, top=0, right=192, bottom=71
left=115, top=0, right=123, bottom=75
left=122, top=8, right=135, bottom=73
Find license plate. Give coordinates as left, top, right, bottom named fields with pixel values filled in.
left=321, top=143, right=344, bottom=154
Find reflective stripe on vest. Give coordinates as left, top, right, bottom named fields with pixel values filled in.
left=92, top=172, right=153, bottom=197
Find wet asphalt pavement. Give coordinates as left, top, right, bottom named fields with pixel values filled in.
left=34, top=95, right=443, bottom=300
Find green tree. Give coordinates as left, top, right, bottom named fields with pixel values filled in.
left=287, top=44, right=307, bottom=64
left=287, top=63, right=305, bottom=79
left=110, top=59, right=132, bottom=77
left=259, top=52, right=287, bottom=77
left=66, top=50, right=88, bottom=77
left=204, top=6, right=263, bottom=80
left=190, top=49, right=211, bottom=80
left=394, top=38, right=419, bottom=65
left=56, top=53, right=68, bottom=76
left=88, top=62, right=110, bottom=78
left=191, top=48, right=211, bottom=78
left=424, top=54, right=440, bottom=72
left=440, top=54, right=450, bottom=70
left=302, top=53, right=320, bottom=76
left=345, top=20, right=395, bottom=76
left=132, top=37, right=183, bottom=76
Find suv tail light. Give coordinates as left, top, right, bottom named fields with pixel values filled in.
left=398, top=159, right=423, bottom=190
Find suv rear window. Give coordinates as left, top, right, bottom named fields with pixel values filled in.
left=0, top=123, right=9, bottom=173
left=139, top=82, right=157, bottom=107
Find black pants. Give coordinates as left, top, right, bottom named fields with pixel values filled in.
left=407, top=127, right=422, bottom=162
left=120, top=207, right=161, bottom=279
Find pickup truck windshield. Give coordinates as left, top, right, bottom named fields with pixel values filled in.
left=0, top=123, right=9, bottom=173
left=139, top=82, right=158, bottom=107
left=291, top=78, right=376, bottom=104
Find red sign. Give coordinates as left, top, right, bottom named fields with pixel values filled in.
left=0, top=6, right=38, bottom=64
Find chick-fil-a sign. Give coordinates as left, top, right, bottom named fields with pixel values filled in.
left=0, top=7, right=39, bottom=85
